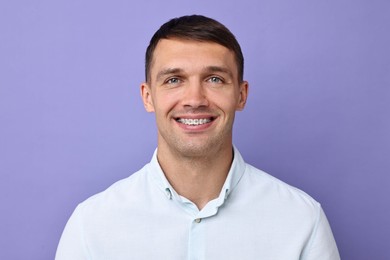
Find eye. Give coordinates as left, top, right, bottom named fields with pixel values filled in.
left=165, top=77, right=181, bottom=84
left=207, top=76, right=224, bottom=83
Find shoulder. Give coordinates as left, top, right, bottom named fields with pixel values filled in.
left=239, top=163, right=321, bottom=215
left=76, top=164, right=151, bottom=214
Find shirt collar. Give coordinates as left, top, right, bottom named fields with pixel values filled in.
left=147, top=146, right=246, bottom=204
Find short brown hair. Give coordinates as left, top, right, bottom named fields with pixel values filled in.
left=145, top=15, right=244, bottom=82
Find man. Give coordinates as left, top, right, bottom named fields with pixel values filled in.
left=56, top=15, right=340, bottom=259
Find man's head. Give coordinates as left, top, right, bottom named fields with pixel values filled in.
left=141, top=15, right=248, bottom=158
left=145, top=15, right=244, bottom=83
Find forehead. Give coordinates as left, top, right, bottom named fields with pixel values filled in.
left=150, top=38, right=238, bottom=79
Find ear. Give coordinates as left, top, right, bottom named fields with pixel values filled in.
left=236, top=81, right=248, bottom=111
left=141, top=83, right=155, bottom=112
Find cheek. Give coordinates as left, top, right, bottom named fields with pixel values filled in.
left=152, top=91, right=180, bottom=113
left=209, top=91, right=241, bottom=111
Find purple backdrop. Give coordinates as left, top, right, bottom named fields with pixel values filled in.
left=1, top=0, right=389, bottom=259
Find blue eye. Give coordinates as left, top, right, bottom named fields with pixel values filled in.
left=208, top=76, right=223, bottom=83
left=166, top=77, right=180, bottom=84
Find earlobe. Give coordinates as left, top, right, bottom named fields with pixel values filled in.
left=236, top=81, right=249, bottom=111
left=141, top=83, right=155, bottom=112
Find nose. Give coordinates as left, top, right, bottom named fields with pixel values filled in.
left=182, top=80, right=209, bottom=108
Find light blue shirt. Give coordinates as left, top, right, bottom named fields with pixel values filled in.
left=56, top=147, right=340, bottom=260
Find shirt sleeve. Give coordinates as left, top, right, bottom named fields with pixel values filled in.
left=301, top=206, right=340, bottom=260
left=55, top=205, right=90, bottom=260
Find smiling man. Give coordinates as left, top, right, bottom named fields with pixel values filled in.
left=56, top=15, right=340, bottom=259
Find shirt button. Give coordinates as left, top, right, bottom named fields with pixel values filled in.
left=194, top=218, right=202, bottom=223
left=165, top=188, right=172, bottom=200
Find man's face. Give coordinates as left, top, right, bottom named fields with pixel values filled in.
left=141, top=38, right=248, bottom=157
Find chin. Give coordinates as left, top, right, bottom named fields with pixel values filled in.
left=175, top=141, right=221, bottom=158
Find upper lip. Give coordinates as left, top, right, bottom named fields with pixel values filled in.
left=174, top=114, right=216, bottom=120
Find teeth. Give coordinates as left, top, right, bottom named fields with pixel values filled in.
left=178, top=118, right=211, bottom=126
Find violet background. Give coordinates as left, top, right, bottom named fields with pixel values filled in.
left=1, top=0, right=389, bottom=259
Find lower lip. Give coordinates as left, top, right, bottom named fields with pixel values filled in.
left=175, top=119, right=214, bottom=132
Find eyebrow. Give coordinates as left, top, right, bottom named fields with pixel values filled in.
left=155, top=66, right=234, bottom=82
left=156, top=68, right=184, bottom=82
left=204, top=66, right=233, bottom=78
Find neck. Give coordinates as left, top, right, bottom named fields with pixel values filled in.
left=157, top=144, right=233, bottom=210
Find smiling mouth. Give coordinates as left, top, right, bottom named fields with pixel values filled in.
left=176, top=118, right=213, bottom=126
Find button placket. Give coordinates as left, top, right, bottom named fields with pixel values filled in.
left=188, top=216, right=205, bottom=260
